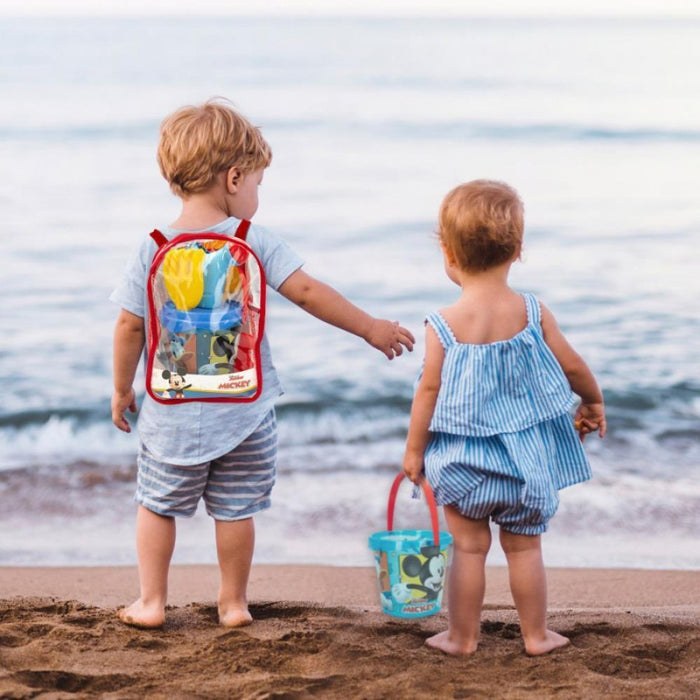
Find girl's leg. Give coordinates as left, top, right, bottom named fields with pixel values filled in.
left=426, top=506, right=491, bottom=655
left=499, top=529, right=569, bottom=655
left=215, top=517, right=255, bottom=627
left=118, top=504, right=175, bottom=628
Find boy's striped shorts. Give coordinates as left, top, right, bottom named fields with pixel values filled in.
left=135, top=411, right=277, bottom=521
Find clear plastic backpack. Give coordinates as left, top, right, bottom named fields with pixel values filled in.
left=145, top=220, right=265, bottom=403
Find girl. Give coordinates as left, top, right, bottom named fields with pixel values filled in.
left=403, top=180, right=605, bottom=656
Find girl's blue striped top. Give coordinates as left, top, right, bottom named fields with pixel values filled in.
left=427, top=293, right=574, bottom=437
left=422, top=292, right=591, bottom=509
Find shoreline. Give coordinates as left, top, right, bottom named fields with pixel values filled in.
left=1, top=564, right=698, bottom=615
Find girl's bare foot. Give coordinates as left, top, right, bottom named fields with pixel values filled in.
left=524, top=629, right=570, bottom=656
left=116, top=599, right=165, bottom=629
left=218, top=603, right=253, bottom=628
left=425, top=630, right=478, bottom=656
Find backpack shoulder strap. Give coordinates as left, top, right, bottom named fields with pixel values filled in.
left=149, top=229, right=168, bottom=247
left=150, top=221, right=250, bottom=247
left=234, top=220, right=251, bottom=241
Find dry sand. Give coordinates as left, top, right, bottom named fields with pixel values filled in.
left=0, top=565, right=698, bottom=699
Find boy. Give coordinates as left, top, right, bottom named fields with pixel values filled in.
left=110, top=98, right=414, bottom=629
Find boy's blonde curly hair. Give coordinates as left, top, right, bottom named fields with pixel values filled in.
left=439, top=180, right=524, bottom=272
left=157, top=98, right=272, bottom=197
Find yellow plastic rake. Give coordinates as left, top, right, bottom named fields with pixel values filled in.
left=162, top=247, right=206, bottom=311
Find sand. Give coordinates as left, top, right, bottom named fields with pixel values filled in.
left=0, top=565, right=698, bottom=699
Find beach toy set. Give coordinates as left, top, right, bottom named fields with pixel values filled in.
left=145, top=220, right=266, bottom=403
left=369, top=474, right=453, bottom=618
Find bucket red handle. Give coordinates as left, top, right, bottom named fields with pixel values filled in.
left=387, top=473, right=440, bottom=548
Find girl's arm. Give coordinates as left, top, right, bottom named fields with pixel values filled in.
left=112, top=309, right=145, bottom=433
left=278, top=269, right=415, bottom=359
left=403, top=325, right=444, bottom=483
left=540, top=304, right=606, bottom=439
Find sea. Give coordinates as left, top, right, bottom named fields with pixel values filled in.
left=1, top=15, right=698, bottom=570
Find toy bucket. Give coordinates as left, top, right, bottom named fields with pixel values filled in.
left=368, top=473, right=453, bottom=618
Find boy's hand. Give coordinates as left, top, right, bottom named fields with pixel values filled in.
left=574, top=402, right=606, bottom=441
left=403, top=452, right=424, bottom=484
left=365, top=319, right=415, bottom=360
left=112, top=388, right=138, bottom=433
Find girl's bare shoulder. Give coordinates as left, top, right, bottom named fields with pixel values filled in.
left=439, top=290, right=528, bottom=345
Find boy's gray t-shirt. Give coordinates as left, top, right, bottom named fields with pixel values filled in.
left=109, top=217, right=303, bottom=465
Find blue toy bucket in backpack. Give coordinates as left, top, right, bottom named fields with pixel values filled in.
left=368, top=473, right=453, bottom=618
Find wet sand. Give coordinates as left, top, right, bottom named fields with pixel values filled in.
left=0, top=565, right=698, bottom=698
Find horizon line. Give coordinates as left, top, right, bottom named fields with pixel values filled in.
left=2, top=11, right=700, bottom=19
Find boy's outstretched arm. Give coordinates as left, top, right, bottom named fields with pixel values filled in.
left=278, top=269, right=415, bottom=359
left=112, top=309, right=145, bottom=433
left=540, top=304, right=606, bottom=440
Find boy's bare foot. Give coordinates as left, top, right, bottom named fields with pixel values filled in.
left=116, top=599, right=165, bottom=629
left=218, top=603, right=253, bottom=628
left=425, top=630, right=478, bottom=656
left=524, top=629, right=570, bottom=656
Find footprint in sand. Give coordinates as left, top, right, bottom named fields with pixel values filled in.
left=10, top=670, right=137, bottom=694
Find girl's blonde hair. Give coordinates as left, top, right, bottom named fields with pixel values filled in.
left=438, top=180, right=524, bottom=272
left=157, top=98, right=272, bottom=197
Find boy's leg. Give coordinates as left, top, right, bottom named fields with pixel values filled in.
left=205, top=411, right=277, bottom=627
left=499, top=529, right=569, bottom=655
left=426, top=506, right=491, bottom=656
left=215, top=517, right=255, bottom=627
left=118, top=505, right=175, bottom=628
left=123, top=442, right=210, bottom=628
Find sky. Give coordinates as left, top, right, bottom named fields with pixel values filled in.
left=2, top=0, right=700, bottom=17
